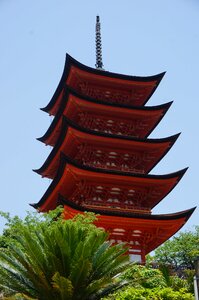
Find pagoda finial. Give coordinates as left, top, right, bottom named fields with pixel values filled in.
left=95, top=15, right=104, bottom=70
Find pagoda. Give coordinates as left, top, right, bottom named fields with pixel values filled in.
left=32, top=16, right=195, bottom=262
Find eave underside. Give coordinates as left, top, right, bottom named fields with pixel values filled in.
left=41, top=54, right=165, bottom=114
left=62, top=202, right=194, bottom=255
left=40, top=91, right=172, bottom=144
left=32, top=157, right=187, bottom=213
left=35, top=119, right=179, bottom=179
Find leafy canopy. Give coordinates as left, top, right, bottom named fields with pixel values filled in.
left=102, top=286, right=194, bottom=300
left=0, top=208, right=131, bottom=300
left=153, top=226, right=199, bottom=270
left=102, top=264, right=194, bottom=300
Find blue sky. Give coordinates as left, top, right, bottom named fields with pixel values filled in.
left=0, top=0, right=198, bottom=233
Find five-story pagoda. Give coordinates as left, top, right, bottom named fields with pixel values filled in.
left=32, top=16, right=195, bottom=262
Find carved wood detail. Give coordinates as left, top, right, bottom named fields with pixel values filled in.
left=77, top=112, right=155, bottom=138
left=75, top=81, right=152, bottom=105
left=69, top=180, right=162, bottom=212
left=74, top=143, right=157, bottom=173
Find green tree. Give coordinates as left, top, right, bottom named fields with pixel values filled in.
left=102, top=286, right=194, bottom=300
left=120, top=264, right=167, bottom=289
left=102, top=264, right=194, bottom=300
left=153, top=227, right=199, bottom=270
left=0, top=208, right=64, bottom=249
left=121, top=264, right=193, bottom=291
left=0, top=209, right=131, bottom=300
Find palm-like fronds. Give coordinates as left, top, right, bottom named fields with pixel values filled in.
left=0, top=217, right=131, bottom=300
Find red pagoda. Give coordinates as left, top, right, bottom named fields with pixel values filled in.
left=32, top=16, right=195, bottom=262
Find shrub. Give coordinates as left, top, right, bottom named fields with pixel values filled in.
left=103, top=287, right=194, bottom=300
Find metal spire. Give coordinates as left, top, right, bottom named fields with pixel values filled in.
left=95, top=15, right=104, bottom=70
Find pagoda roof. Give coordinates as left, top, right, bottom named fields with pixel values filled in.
left=41, top=54, right=165, bottom=113
left=31, top=155, right=187, bottom=213
left=39, top=88, right=172, bottom=145
left=35, top=117, right=179, bottom=178
left=59, top=195, right=195, bottom=220
left=61, top=200, right=195, bottom=255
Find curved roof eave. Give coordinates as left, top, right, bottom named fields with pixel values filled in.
left=39, top=88, right=173, bottom=143
left=38, top=114, right=180, bottom=145
left=41, top=85, right=173, bottom=113
left=34, top=116, right=180, bottom=177
left=59, top=154, right=188, bottom=180
left=41, top=84, right=172, bottom=114
left=41, top=53, right=166, bottom=113
left=31, top=154, right=188, bottom=210
left=66, top=54, right=166, bottom=82
left=59, top=195, right=196, bottom=221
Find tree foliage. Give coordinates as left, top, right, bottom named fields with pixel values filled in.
left=102, top=286, right=194, bottom=300
left=0, top=208, right=65, bottom=249
left=120, top=264, right=167, bottom=289
left=102, top=264, right=194, bottom=300
left=153, top=226, right=199, bottom=270
left=0, top=208, right=131, bottom=300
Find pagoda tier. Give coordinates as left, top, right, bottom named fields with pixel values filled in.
left=31, top=155, right=187, bottom=214
left=41, top=54, right=165, bottom=115
left=61, top=199, right=195, bottom=259
left=35, top=117, right=179, bottom=179
left=39, top=89, right=172, bottom=145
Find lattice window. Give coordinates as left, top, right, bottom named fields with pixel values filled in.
left=70, top=181, right=161, bottom=212
left=77, top=81, right=153, bottom=105
left=77, top=112, right=156, bottom=138
left=78, top=82, right=131, bottom=103
left=75, top=144, right=156, bottom=173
